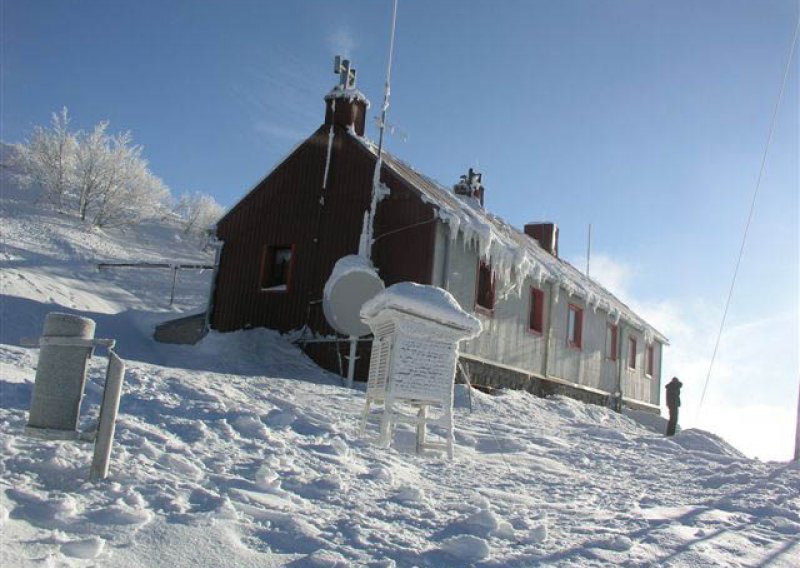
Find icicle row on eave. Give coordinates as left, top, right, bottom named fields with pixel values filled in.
left=347, top=131, right=664, bottom=344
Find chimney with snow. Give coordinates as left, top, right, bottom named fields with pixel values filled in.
left=453, top=168, right=485, bottom=206
left=525, top=222, right=559, bottom=257
left=324, top=56, right=370, bottom=137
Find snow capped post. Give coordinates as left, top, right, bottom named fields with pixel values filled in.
left=24, top=312, right=127, bottom=479
left=25, top=313, right=98, bottom=439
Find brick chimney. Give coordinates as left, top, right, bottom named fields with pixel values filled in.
left=324, top=57, right=370, bottom=136
left=525, top=222, right=559, bottom=257
left=453, top=168, right=485, bottom=207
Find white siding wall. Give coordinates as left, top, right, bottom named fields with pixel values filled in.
left=431, top=223, right=663, bottom=406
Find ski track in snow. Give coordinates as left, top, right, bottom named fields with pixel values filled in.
left=1, top=176, right=799, bottom=566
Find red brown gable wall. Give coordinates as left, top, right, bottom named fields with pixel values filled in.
left=210, top=127, right=437, bottom=376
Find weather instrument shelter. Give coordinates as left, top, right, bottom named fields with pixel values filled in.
left=359, top=283, right=482, bottom=458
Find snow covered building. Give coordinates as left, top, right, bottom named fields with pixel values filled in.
left=210, top=69, right=668, bottom=413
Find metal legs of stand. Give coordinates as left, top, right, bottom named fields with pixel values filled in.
left=361, top=397, right=454, bottom=458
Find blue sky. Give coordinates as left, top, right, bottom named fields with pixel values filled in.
left=3, top=1, right=798, bottom=459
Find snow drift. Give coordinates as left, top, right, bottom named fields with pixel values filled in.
left=1, top=172, right=799, bottom=567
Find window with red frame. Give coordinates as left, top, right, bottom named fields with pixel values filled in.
left=260, top=245, right=293, bottom=291
left=475, top=261, right=495, bottom=311
left=646, top=344, right=655, bottom=376
left=606, top=323, right=618, bottom=360
left=628, top=337, right=637, bottom=369
left=567, top=304, right=583, bottom=348
left=529, top=287, right=545, bottom=333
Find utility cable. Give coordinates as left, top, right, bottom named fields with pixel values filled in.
left=697, top=14, right=800, bottom=416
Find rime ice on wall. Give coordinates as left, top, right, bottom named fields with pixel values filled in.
left=349, top=133, right=666, bottom=344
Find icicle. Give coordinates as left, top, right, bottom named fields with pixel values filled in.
left=357, top=211, right=370, bottom=258
left=321, top=99, right=336, bottom=190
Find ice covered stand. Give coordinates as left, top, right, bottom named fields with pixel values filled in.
left=359, top=283, right=482, bottom=458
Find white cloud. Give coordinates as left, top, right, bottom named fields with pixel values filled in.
left=586, top=252, right=799, bottom=462
left=230, top=54, right=325, bottom=150
left=328, top=26, right=357, bottom=58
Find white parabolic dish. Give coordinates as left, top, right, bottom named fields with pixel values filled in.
left=323, top=255, right=385, bottom=337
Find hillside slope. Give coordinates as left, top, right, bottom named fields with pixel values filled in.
left=1, top=180, right=798, bottom=567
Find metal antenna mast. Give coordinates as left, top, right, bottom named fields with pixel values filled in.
left=586, top=223, right=592, bottom=277
left=359, top=0, right=399, bottom=259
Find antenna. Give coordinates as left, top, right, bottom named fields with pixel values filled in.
left=358, top=0, right=399, bottom=259
left=334, top=56, right=357, bottom=88
left=586, top=223, right=592, bottom=277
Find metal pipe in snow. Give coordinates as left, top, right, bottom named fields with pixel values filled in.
left=346, top=336, right=358, bottom=388
left=90, top=350, right=126, bottom=480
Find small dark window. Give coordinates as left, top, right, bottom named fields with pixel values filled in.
left=475, top=261, right=495, bottom=311
left=567, top=304, right=583, bottom=348
left=260, top=245, right=293, bottom=291
left=628, top=337, right=637, bottom=369
left=606, top=324, right=618, bottom=361
left=646, top=344, right=655, bottom=376
left=529, top=287, right=545, bottom=333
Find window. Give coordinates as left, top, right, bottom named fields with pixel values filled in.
left=628, top=337, right=637, bottom=369
left=529, top=287, right=545, bottom=333
left=475, top=261, right=495, bottom=312
left=646, top=344, right=655, bottom=376
left=567, top=304, right=583, bottom=348
left=606, top=324, right=618, bottom=360
left=260, top=245, right=293, bottom=291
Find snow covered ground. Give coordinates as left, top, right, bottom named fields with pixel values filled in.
left=1, top=177, right=799, bottom=566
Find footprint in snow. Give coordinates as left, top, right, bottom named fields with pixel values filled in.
left=299, top=548, right=350, bottom=567
left=85, top=504, right=152, bottom=526
left=438, top=534, right=490, bottom=563
left=393, top=485, right=425, bottom=505
left=591, top=535, right=634, bottom=552
left=60, top=536, right=105, bottom=560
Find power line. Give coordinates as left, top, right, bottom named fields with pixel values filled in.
left=697, top=14, right=800, bottom=416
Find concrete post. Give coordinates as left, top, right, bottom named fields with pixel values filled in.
left=90, top=351, right=126, bottom=480
left=26, top=313, right=96, bottom=440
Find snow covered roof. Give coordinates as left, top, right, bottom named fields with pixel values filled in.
left=361, top=282, right=482, bottom=336
left=354, top=135, right=668, bottom=345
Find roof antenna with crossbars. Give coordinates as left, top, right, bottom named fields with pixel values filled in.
left=334, top=56, right=357, bottom=88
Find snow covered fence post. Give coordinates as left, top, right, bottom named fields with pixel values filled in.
left=90, top=350, right=126, bottom=480
left=26, top=313, right=97, bottom=439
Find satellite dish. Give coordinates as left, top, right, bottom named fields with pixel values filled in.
left=323, top=255, right=385, bottom=337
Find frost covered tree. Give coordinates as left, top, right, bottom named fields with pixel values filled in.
left=74, top=121, right=110, bottom=221
left=13, top=107, right=77, bottom=209
left=73, top=124, right=170, bottom=227
left=175, top=191, right=225, bottom=236
left=15, top=108, right=175, bottom=228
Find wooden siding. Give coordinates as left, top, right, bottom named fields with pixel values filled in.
left=211, top=125, right=436, bottom=338
left=435, top=227, right=662, bottom=406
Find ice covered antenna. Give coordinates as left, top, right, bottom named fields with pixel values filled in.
left=359, top=0, right=399, bottom=259
left=334, top=56, right=357, bottom=88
